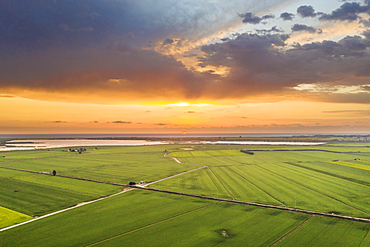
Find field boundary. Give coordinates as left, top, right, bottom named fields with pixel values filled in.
left=284, top=162, right=370, bottom=187
left=135, top=186, right=370, bottom=223
left=270, top=216, right=313, bottom=246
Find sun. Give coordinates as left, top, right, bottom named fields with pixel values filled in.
left=164, top=102, right=212, bottom=107
left=182, top=131, right=187, bottom=134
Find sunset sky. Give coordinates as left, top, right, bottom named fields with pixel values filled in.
left=1, top=0, right=370, bottom=134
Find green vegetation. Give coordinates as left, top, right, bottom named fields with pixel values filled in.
left=0, top=141, right=369, bottom=246
left=0, top=168, right=120, bottom=216
left=157, top=149, right=370, bottom=217
left=1, top=145, right=196, bottom=183
left=275, top=216, right=370, bottom=247
left=0, top=190, right=307, bottom=247
left=0, top=206, right=32, bottom=229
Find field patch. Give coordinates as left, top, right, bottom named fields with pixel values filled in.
left=1, top=148, right=196, bottom=184
left=0, top=206, right=32, bottom=229
left=0, top=189, right=310, bottom=247
left=275, top=216, right=370, bottom=247
left=169, top=149, right=243, bottom=158
left=331, top=161, right=370, bottom=171
left=0, top=178, right=99, bottom=216
left=155, top=150, right=370, bottom=217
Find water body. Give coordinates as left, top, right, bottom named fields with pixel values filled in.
left=0, top=133, right=303, bottom=139
left=1, top=139, right=324, bottom=152
left=1, top=139, right=165, bottom=151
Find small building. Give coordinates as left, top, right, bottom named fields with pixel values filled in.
left=138, top=181, right=145, bottom=185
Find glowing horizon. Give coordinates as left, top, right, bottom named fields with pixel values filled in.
left=1, top=1, right=370, bottom=134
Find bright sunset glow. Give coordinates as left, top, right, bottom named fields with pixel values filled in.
left=1, top=1, right=370, bottom=134
left=164, top=102, right=213, bottom=107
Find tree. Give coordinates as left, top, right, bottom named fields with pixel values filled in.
left=52, top=170, right=57, bottom=176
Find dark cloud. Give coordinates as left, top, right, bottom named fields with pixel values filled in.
left=200, top=33, right=370, bottom=102
left=162, top=38, right=174, bottom=45
left=1, top=0, right=370, bottom=105
left=155, top=123, right=167, bottom=125
left=297, top=5, right=317, bottom=18
left=0, top=44, right=205, bottom=101
left=338, top=35, right=368, bottom=50
left=262, top=14, right=275, bottom=20
left=0, top=94, right=15, bottom=98
left=239, top=12, right=262, bottom=24
left=319, top=2, right=369, bottom=21
left=46, top=121, right=68, bottom=124
left=0, top=0, right=278, bottom=54
left=239, top=12, right=274, bottom=24
left=291, top=24, right=317, bottom=33
left=256, top=26, right=283, bottom=34
left=280, top=12, right=294, bottom=21
left=111, top=121, right=132, bottom=124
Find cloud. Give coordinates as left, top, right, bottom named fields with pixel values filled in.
left=291, top=24, right=317, bottom=33
left=239, top=12, right=274, bottom=24
left=280, top=12, right=294, bottom=21
left=297, top=5, right=318, bottom=18
left=186, top=111, right=196, bottom=113
left=200, top=32, right=370, bottom=102
left=111, top=121, right=132, bottom=124
left=0, top=94, right=15, bottom=98
left=162, top=38, right=174, bottom=45
left=1, top=0, right=370, bottom=105
left=256, top=26, right=283, bottom=34
left=322, top=110, right=370, bottom=114
left=155, top=123, right=167, bottom=125
left=46, top=121, right=68, bottom=124
left=319, top=2, right=369, bottom=21
left=239, top=12, right=262, bottom=24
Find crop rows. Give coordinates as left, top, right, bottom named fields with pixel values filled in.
left=157, top=149, right=370, bottom=217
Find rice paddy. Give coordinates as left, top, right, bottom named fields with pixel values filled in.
left=0, top=141, right=369, bottom=246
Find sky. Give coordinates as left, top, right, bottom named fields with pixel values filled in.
left=1, top=0, right=370, bottom=134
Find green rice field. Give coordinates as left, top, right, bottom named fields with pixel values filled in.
left=157, top=149, right=370, bottom=217
left=0, top=142, right=369, bottom=246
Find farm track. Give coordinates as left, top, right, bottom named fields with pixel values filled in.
left=254, top=164, right=370, bottom=216
left=269, top=216, right=314, bottom=247
left=164, top=151, right=204, bottom=167
left=85, top=203, right=217, bottom=246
